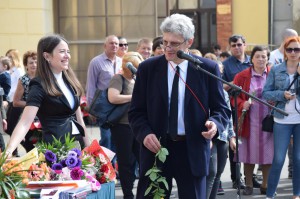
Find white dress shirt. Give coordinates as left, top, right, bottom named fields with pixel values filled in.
left=168, top=61, right=188, bottom=135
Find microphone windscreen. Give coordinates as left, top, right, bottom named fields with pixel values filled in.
left=176, top=50, right=185, bottom=58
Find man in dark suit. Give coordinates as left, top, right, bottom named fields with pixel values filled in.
left=128, top=14, right=230, bottom=199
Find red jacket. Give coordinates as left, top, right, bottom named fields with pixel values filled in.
left=231, top=66, right=271, bottom=138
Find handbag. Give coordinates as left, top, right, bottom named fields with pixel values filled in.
left=88, top=75, right=130, bottom=129
left=262, top=114, right=274, bottom=133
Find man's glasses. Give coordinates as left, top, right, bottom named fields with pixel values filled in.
left=231, top=43, right=243, bottom=48
left=161, top=40, right=186, bottom=49
left=119, top=43, right=128, bottom=47
left=286, top=48, right=300, bottom=53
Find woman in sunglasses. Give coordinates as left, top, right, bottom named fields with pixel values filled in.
left=117, top=36, right=128, bottom=58
left=263, top=36, right=300, bottom=199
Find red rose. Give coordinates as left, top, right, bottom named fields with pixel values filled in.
left=100, top=164, right=109, bottom=173
left=99, top=175, right=106, bottom=184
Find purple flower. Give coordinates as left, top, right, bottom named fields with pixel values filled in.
left=45, top=150, right=57, bottom=163
left=71, top=148, right=81, bottom=157
left=76, top=159, right=82, bottom=167
left=60, top=159, right=67, bottom=167
left=51, top=163, right=63, bottom=171
left=70, top=167, right=84, bottom=180
left=66, top=156, right=78, bottom=168
left=68, top=151, right=77, bottom=157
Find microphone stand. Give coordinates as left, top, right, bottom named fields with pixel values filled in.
left=189, top=62, right=288, bottom=199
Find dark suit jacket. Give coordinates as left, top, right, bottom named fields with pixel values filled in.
left=27, top=77, right=84, bottom=144
left=0, top=72, right=11, bottom=101
left=128, top=55, right=230, bottom=177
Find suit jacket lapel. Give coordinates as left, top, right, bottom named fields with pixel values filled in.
left=157, top=57, right=169, bottom=108
left=57, top=80, right=78, bottom=110
left=184, top=62, right=197, bottom=108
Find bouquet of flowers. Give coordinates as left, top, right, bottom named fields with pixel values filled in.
left=83, top=139, right=116, bottom=184
left=28, top=119, right=42, bottom=145
left=0, top=151, right=31, bottom=199
left=35, top=134, right=101, bottom=191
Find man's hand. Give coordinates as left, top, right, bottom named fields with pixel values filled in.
left=202, top=120, right=217, bottom=139
left=143, top=134, right=161, bottom=153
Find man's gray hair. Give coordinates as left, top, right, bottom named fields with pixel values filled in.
left=281, top=28, right=298, bottom=41
left=160, top=14, right=195, bottom=40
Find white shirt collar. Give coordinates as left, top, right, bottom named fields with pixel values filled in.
left=169, top=60, right=188, bottom=74
left=53, top=72, right=63, bottom=81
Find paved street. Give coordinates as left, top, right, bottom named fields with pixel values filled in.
left=6, top=125, right=293, bottom=199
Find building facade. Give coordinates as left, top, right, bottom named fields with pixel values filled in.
left=1, top=0, right=300, bottom=88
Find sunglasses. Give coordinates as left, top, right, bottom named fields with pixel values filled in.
left=286, top=48, right=300, bottom=53
left=119, top=43, right=128, bottom=47
left=231, top=43, right=243, bottom=48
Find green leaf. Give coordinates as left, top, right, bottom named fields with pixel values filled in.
left=162, top=179, right=169, bottom=190
left=149, top=172, right=158, bottom=181
left=144, top=185, right=152, bottom=196
left=157, top=176, right=165, bottom=182
left=158, top=152, right=166, bottom=163
left=158, top=188, right=165, bottom=194
left=161, top=148, right=169, bottom=155
left=145, top=169, right=152, bottom=176
left=154, top=193, right=162, bottom=199
left=151, top=168, right=161, bottom=173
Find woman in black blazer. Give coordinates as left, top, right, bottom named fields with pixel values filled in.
left=6, top=34, right=89, bottom=156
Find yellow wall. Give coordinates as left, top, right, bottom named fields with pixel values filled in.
left=0, top=0, right=54, bottom=58
left=232, top=0, right=269, bottom=47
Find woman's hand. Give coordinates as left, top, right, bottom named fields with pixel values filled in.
left=2, top=119, right=7, bottom=131
left=284, top=91, right=296, bottom=100
left=229, top=137, right=236, bottom=153
left=243, top=101, right=251, bottom=111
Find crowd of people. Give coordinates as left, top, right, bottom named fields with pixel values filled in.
left=0, top=13, right=299, bottom=199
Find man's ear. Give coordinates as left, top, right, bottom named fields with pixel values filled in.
left=187, top=38, right=194, bottom=48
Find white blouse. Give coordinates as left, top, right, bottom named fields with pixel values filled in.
left=54, top=72, right=80, bottom=135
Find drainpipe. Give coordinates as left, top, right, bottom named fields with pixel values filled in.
left=269, top=0, right=274, bottom=49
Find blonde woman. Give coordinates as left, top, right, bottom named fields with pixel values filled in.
left=108, top=52, right=143, bottom=199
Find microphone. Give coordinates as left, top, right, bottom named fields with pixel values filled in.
left=177, top=50, right=203, bottom=65
left=126, top=62, right=137, bottom=75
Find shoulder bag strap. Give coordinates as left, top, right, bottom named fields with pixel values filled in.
left=270, top=74, right=298, bottom=114
left=120, top=74, right=126, bottom=94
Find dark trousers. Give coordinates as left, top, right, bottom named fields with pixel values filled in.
left=229, top=144, right=237, bottom=181
left=6, top=104, right=34, bottom=153
left=111, top=124, right=140, bottom=199
left=136, top=138, right=206, bottom=199
left=229, top=107, right=238, bottom=182
left=0, top=134, right=5, bottom=152
left=206, top=140, right=228, bottom=199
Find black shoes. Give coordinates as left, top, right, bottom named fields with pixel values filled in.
left=232, top=178, right=246, bottom=189
left=253, top=175, right=262, bottom=188
left=288, top=171, right=292, bottom=179
left=243, top=186, right=253, bottom=195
